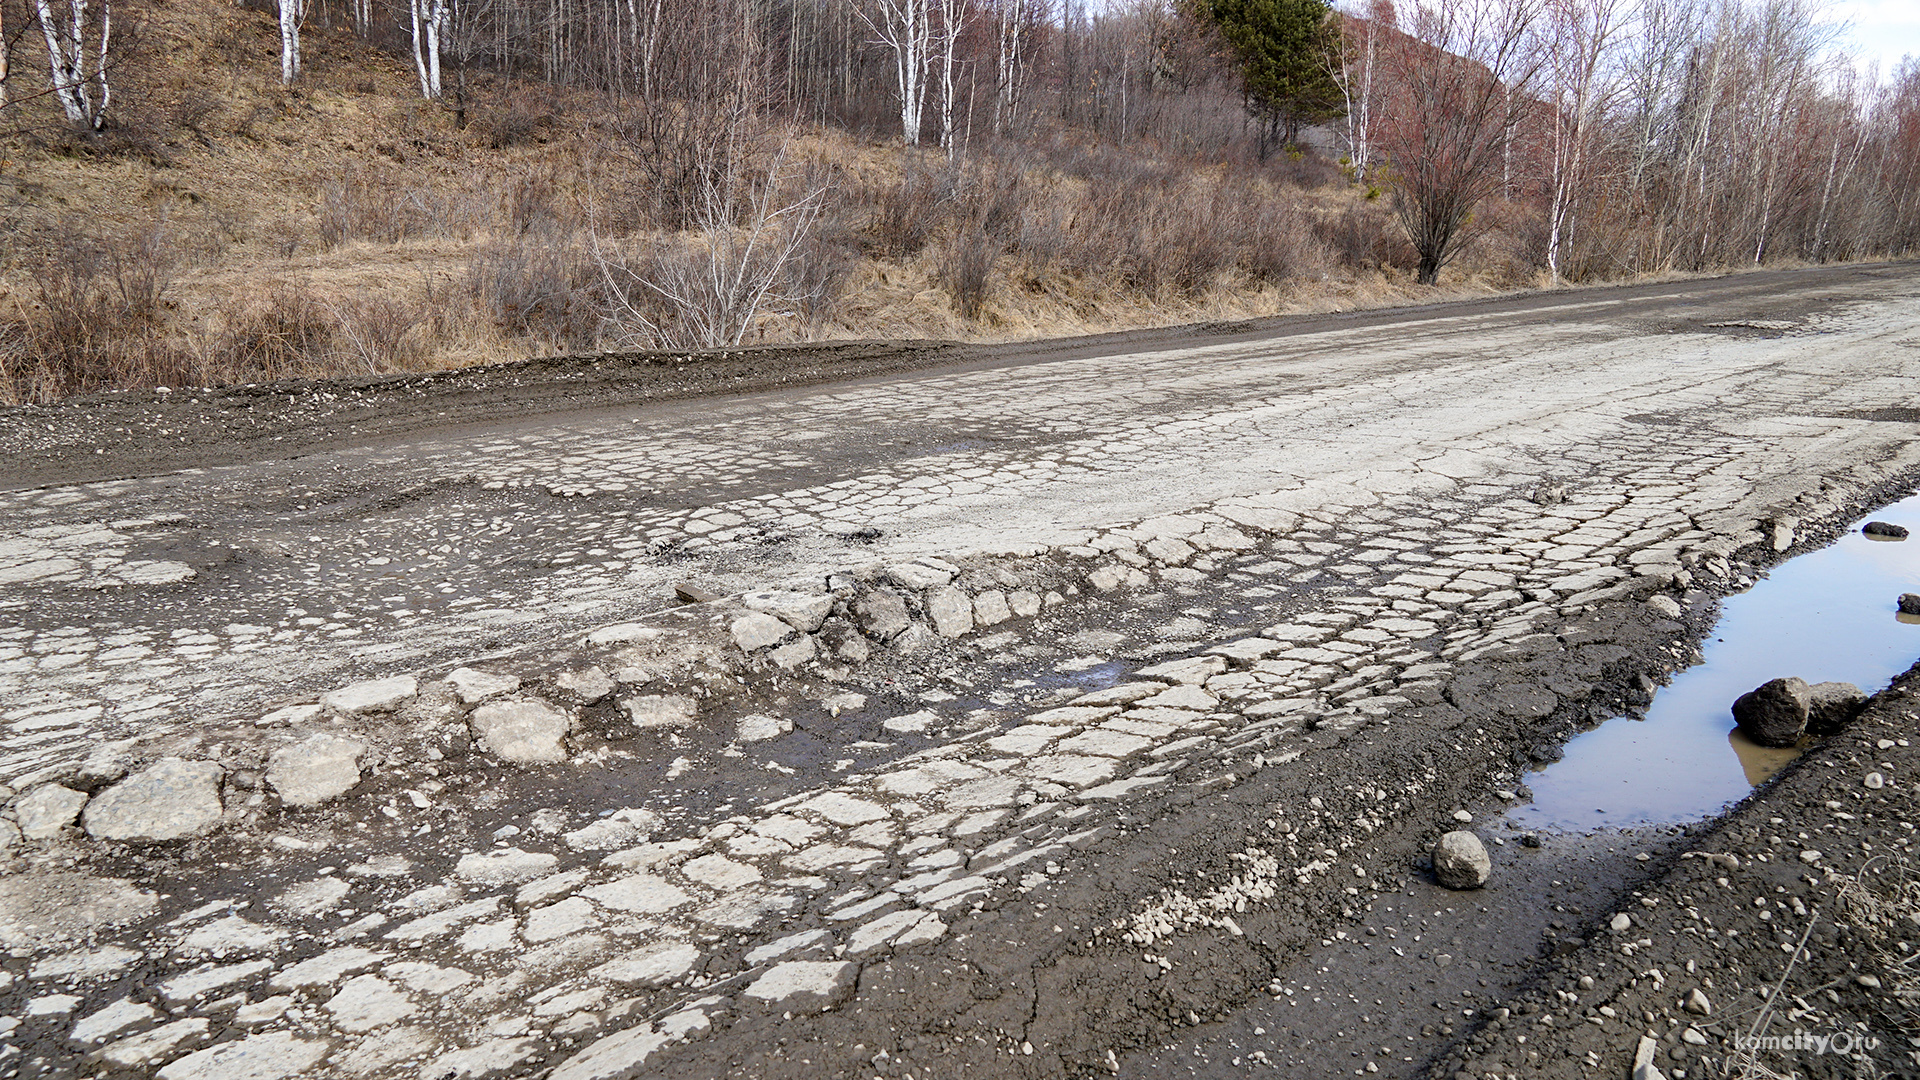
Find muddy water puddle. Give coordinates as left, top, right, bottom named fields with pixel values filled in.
left=1512, top=493, right=1920, bottom=832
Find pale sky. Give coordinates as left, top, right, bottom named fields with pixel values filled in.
left=1818, top=1, right=1919, bottom=74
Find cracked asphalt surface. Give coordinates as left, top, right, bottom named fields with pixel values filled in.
left=1, top=263, right=1919, bottom=1079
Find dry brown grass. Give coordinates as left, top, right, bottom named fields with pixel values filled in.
left=0, top=0, right=1554, bottom=403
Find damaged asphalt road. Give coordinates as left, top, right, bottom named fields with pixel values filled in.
left=0, top=262, right=1918, bottom=1079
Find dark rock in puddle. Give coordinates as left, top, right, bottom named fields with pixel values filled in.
left=1900, top=594, right=1920, bottom=615
left=1433, top=831, right=1491, bottom=889
left=1863, top=521, right=1909, bottom=539
left=1806, top=681, right=1868, bottom=735
left=1731, top=677, right=1810, bottom=748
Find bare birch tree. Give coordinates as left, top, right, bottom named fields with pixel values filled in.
left=862, top=0, right=933, bottom=144
left=1332, top=0, right=1394, bottom=171
left=992, top=0, right=1040, bottom=135
left=936, top=0, right=966, bottom=152
left=1539, top=0, right=1633, bottom=282
left=35, top=0, right=111, bottom=130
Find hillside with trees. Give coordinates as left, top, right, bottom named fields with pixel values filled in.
left=0, top=0, right=1915, bottom=403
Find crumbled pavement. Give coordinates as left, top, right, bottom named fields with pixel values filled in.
left=0, top=266, right=1919, bottom=1078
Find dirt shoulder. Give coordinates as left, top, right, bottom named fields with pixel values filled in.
left=1433, top=665, right=1920, bottom=1080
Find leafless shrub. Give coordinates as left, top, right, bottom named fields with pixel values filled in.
left=861, top=165, right=955, bottom=258
left=505, top=166, right=563, bottom=237
left=941, top=226, right=997, bottom=320
left=191, top=284, right=337, bottom=382
left=319, top=170, right=486, bottom=249
left=1314, top=203, right=1410, bottom=271
left=603, top=95, right=763, bottom=234
left=479, top=89, right=557, bottom=150
left=5, top=222, right=180, bottom=400
left=783, top=222, right=859, bottom=337
left=466, top=237, right=602, bottom=349
left=328, top=295, right=428, bottom=374
left=596, top=142, right=836, bottom=350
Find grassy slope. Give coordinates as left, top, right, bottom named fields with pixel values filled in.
left=0, top=0, right=1549, bottom=399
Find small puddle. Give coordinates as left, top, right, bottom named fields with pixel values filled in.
left=1511, top=493, right=1920, bottom=832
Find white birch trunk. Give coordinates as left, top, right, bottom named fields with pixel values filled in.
left=409, top=0, right=432, bottom=97
left=994, top=0, right=1027, bottom=136
left=426, top=0, right=446, bottom=98
left=36, top=0, right=110, bottom=129
left=278, top=0, right=303, bottom=85
left=938, top=0, right=964, bottom=152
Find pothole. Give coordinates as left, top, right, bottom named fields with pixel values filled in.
left=1512, top=492, right=1920, bottom=832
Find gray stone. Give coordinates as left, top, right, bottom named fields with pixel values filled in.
left=547, top=1013, right=711, bottom=1080
left=469, top=699, right=572, bottom=763
left=742, top=960, right=859, bottom=1012
left=555, top=667, right=616, bottom=703
left=95, top=1018, right=209, bottom=1069
left=156, top=1030, right=331, bottom=1080
left=15, top=784, right=88, bottom=840
left=83, top=758, right=224, bottom=842
left=973, top=590, right=1012, bottom=626
left=620, top=695, right=698, bottom=729
left=76, top=743, right=133, bottom=787
left=1432, top=831, right=1491, bottom=889
left=1807, top=681, right=1868, bottom=735
left=767, top=634, right=816, bottom=671
left=32, top=945, right=142, bottom=980
left=1137, top=655, right=1229, bottom=684
left=270, top=877, right=351, bottom=916
left=324, top=975, right=418, bottom=1032
left=581, top=873, right=690, bottom=913
left=1902, top=594, right=1920, bottom=615
left=178, top=916, right=289, bottom=955
left=1732, top=677, right=1811, bottom=748
left=71, top=999, right=160, bottom=1045
left=321, top=676, right=418, bottom=717
left=1644, top=594, right=1683, bottom=619
left=455, top=847, right=559, bottom=886
left=0, top=872, right=157, bottom=949
left=423, top=1037, right=544, bottom=1080
left=269, top=946, right=387, bottom=991
left=744, top=590, right=834, bottom=632
left=737, top=714, right=793, bottom=743
left=886, top=562, right=953, bottom=589
left=730, top=612, right=796, bottom=652
left=156, top=960, right=273, bottom=1005
left=1864, top=520, right=1909, bottom=539
left=445, top=668, right=520, bottom=705
left=854, top=590, right=911, bottom=641
left=563, top=809, right=661, bottom=851
left=591, top=942, right=702, bottom=987
left=926, top=586, right=975, bottom=638
left=266, top=733, right=367, bottom=807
